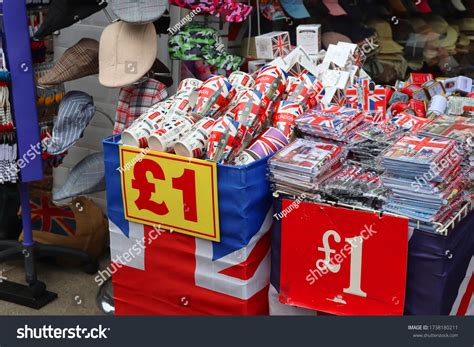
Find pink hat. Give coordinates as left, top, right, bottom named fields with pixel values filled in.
left=322, top=0, right=347, bottom=16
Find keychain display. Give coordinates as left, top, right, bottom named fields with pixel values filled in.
left=0, top=45, right=17, bottom=184
left=347, top=122, right=403, bottom=168
left=320, top=164, right=390, bottom=210
left=35, top=62, right=66, bottom=168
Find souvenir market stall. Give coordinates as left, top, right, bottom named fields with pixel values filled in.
left=104, top=45, right=473, bottom=315
left=101, top=0, right=474, bottom=315
left=0, top=0, right=472, bottom=316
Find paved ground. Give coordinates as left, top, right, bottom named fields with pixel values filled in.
left=0, top=257, right=109, bottom=315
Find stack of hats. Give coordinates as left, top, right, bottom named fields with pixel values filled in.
left=36, top=0, right=172, bottom=89
left=368, top=19, right=407, bottom=82
left=170, top=0, right=252, bottom=22
left=453, top=25, right=471, bottom=54
left=426, top=15, right=459, bottom=56
left=457, top=17, right=474, bottom=40
left=410, top=15, right=462, bottom=72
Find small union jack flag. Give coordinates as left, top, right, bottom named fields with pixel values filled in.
left=271, top=33, right=290, bottom=57
left=345, top=86, right=359, bottom=109
left=287, top=62, right=308, bottom=78
left=365, top=111, right=386, bottom=123
left=299, top=106, right=360, bottom=129
left=362, top=80, right=386, bottom=114
left=333, top=89, right=347, bottom=106
left=353, top=48, right=367, bottom=68
left=30, top=196, right=76, bottom=236
left=345, top=79, right=387, bottom=122
left=402, top=135, right=452, bottom=152
left=193, top=76, right=233, bottom=117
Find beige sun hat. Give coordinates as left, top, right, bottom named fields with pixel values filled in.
left=99, top=21, right=157, bottom=88
left=368, top=19, right=404, bottom=54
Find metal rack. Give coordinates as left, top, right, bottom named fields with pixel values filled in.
left=273, top=190, right=473, bottom=236
left=0, top=0, right=97, bottom=309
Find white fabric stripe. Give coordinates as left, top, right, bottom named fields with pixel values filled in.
left=195, top=208, right=273, bottom=300
left=195, top=209, right=273, bottom=271
left=109, top=219, right=145, bottom=270
left=450, top=256, right=474, bottom=315
left=48, top=92, right=96, bottom=154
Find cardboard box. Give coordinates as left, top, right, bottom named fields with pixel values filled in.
left=443, top=76, right=473, bottom=95
left=296, top=24, right=321, bottom=55
left=248, top=59, right=267, bottom=74
left=269, top=46, right=318, bottom=77
left=255, top=31, right=291, bottom=59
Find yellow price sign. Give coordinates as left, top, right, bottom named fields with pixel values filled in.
left=120, top=146, right=220, bottom=242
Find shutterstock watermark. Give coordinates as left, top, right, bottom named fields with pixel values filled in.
left=167, top=8, right=201, bottom=35
left=17, top=325, right=110, bottom=340
left=273, top=193, right=306, bottom=221
left=410, top=150, right=462, bottom=193
left=0, top=135, right=52, bottom=183
left=124, top=61, right=138, bottom=75
left=116, top=147, right=150, bottom=174
left=94, top=224, right=172, bottom=286
left=306, top=224, right=378, bottom=289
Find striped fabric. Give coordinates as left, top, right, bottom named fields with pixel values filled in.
left=46, top=91, right=96, bottom=155
left=53, top=152, right=105, bottom=201
left=113, top=78, right=168, bottom=134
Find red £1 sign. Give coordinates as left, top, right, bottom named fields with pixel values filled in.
left=279, top=201, right=409, bottom=315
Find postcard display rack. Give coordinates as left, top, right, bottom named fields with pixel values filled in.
left=0, top=0, right=97, bottom=309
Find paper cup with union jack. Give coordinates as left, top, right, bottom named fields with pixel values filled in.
left=307, top=79, right=324, bottom=109
left=207, top=115, right=247, bottom=163
left=122, top=101, right=172, bottom=148
left=284, top=76, right=298, bottom=99
left=148, top=114, right=195, bottom=152
left=284, top=73, right=317, bottom=111
left=233, top=89, right=264, bottom=133
left=223, top=87, right=251, bottom=120
left=254, top=65, right=288, bottom=103
left=272, top=100, right=303, bottom=139
left=174, top=117, right=216, bottom=158
left=178, top=78, right=203, bottom=93
left=228, top=71, right=255, bottom=89
left=191, top=75, right=233, bottom=119
left=167, top=88, right=199, bottom=118
left=246, top=127, right=289, bottom=159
